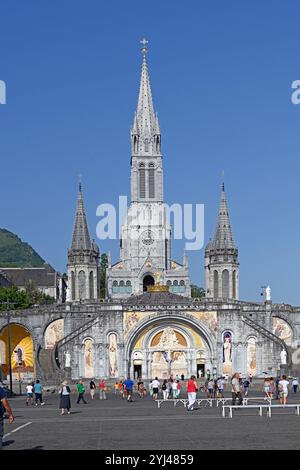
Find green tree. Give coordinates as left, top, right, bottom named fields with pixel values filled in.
left=191, top=285, right=205, bottom=298
left=0, top=284, right=55, bottom=310
left=99, top=253, right=108, bottom=298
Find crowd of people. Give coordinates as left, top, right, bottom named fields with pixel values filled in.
left=1, top=371, right=300, bottom=448
left=69, top=373, right=300, bottom=411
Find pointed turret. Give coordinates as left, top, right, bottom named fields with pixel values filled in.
left=70, top=182, right=92, bottom=251
left=205, top=181, right=239, bottom=300
left=67, top=182, right=100, bottom=302
left=213, top=183, right=236, bottom=250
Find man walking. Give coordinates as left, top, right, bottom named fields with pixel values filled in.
left=231, top=372, right=243, bottom=405
left=123, top=376, right=134, bottom=402
left=187, top=375, right=198, bottom=411
left=243, top=378, right=250, bottom=397
left=76, top=380, right=87, bottom=404
left=34, top=380, right=45, bottom=406
left=151, top=377, right=160, bottom=400
left=0, top=384, right=14, bottom=450
left=217, top=377, right=225, bottom=398
left=292, top=378, right=299, bottom=394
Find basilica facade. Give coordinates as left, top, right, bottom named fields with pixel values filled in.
left=1, top=43, right=300, bottom=384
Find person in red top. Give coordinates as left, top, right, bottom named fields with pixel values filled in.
left=187, top=375, right=198, bottom=411
left=99, top=379, right=107, bottom=400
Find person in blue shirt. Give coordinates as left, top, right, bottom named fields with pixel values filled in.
left=34, top=380, right=45, bottom=406
left=0, top=384, right=14, bottom=450
left=123, top=376, right=134, bottom=402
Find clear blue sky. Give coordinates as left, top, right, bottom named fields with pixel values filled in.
left=1, top=1, right=300, bottom=304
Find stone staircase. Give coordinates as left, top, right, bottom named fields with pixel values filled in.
left=37, top=317, right=99, bottom=385
left=241, top=315, right=291, bottom=364
left=37, top=348, right=65, bottom=385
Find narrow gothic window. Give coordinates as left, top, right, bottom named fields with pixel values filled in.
left=148, top=165, right=155, bottom=199
left=89, top=271, right=94, bottom=299
left=213, top=270, right=218, bottom=298
left=232, top=270, right=236, bottom=299
left=71, top=271, right=75, bottom=300
left=78, top=270, right=86, bottom=300
left=139, top=165, right=146, bottom=199
left=222, top=269, right=229, bottom=298
left=144, top=138, right=149, bottom=152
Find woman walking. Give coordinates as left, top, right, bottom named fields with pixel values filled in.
left=99, top=378, right=107, bottom=400
left=162, top=380, right=168, bottom=400
left=187, top=375, right=198, bottom=411
left=176, top=380, right=181, bottom=397
left=59, top=381, right=71, bottom=415
left=90, top=379, right=96, bottom=400
left=269, top=377, right=276, bottom=399
left=26, top=383, right=34, bottom=406
left=263, top=377, right=271, bottom=399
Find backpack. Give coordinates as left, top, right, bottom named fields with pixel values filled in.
left=162, top=383, right=167, bottom=390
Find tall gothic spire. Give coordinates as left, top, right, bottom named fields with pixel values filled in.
left=131, top=39, right=161, bottom=156
left=136, top=38, right=156, bottom=136
left=70, top=182, right=91, bottom=251
left=213, top=182, right=236, bottom=249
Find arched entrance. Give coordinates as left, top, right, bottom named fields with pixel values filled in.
left=0, top=324, right=35, bottom=381
left=143, top=274, right=155, bottom=292
left=126, top=316, right=215, bottom=380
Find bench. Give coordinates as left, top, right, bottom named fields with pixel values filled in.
left=266, top=404, right=300, bottom=417
left=156, top=398, right=213, bottom=409
left=222, top=404, right=270, bottom=418
left=216, top=396, right=271, bottom=407
left=222, top=403, right=300, bottom=418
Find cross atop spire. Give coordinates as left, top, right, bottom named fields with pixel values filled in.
left=140, top=37, right=149, bottom=58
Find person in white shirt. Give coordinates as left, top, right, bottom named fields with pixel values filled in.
left=26, top=383, right=34, bottom=406
left=292, top=378, right=299, bottom=394
left=172, top=380, right=178, bottom=398
left=151, top=378, right=160, bottom=400
left=279, top=375, right=289, bottom=405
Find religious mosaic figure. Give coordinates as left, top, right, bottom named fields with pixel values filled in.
left=108, top=333, right=118, bottom=377
left=125, top=312, right=140, bottom=335
left=272, top=318, right=292, bottom=346
left=247, top=338, right=257, bottom=375
left=84, top=339, right=94, bottom=378
left=14, top=347, right=24, bottom=366
left=45, top=319, right=64, bottom=350
left=222, top=332, right=232, bottom=374
left=157, top=327, right=180, bottom=349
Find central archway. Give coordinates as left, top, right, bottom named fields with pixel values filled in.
left=143, top=274, right=155, bottom=292
left=125, top=313, right=216, bottom=379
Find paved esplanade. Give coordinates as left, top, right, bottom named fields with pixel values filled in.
left=2, top=390, right=300, bottom=450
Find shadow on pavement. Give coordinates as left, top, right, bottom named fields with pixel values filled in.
left=3, top=440, right=15, bottom=447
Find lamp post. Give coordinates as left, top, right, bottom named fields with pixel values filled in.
left=14, top=350, right=22, bottom=396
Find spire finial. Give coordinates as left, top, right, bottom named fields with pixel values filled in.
left=221, top=170, right=225, bottom=191
left=140, top=38, right=149, bottom=59
left=78, top=173, right=82, bottom=193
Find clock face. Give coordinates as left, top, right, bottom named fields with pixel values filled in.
left=141, top=230, right=154, bottom=245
